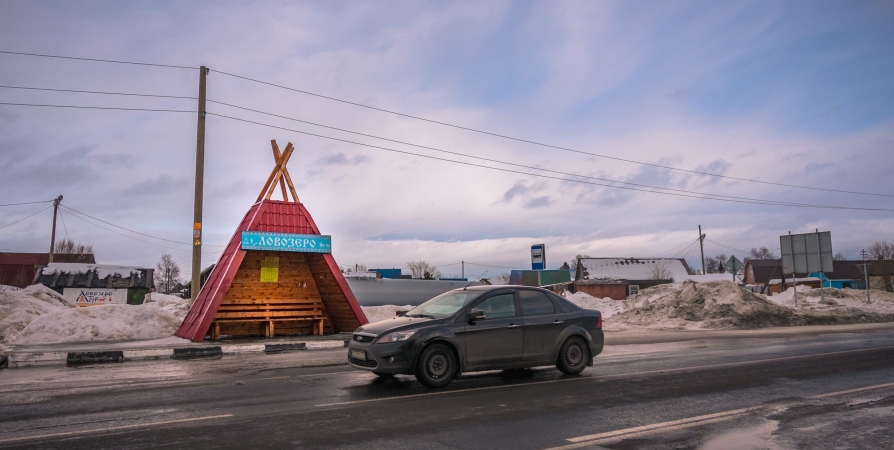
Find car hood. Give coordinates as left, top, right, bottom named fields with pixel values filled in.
left=356, top=316, right=442, bottom=336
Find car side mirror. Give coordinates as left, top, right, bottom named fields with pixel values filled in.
left=396, top=310, right=408, bottom=317
left=468, top=309, right=486, bottom=322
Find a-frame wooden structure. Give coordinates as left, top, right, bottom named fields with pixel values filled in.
left=176, top=141, right=368, bottom=341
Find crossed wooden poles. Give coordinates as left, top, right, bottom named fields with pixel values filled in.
left=257, top=140, right=300, bottom=203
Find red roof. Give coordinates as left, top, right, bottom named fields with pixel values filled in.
left=175, top=200, right=368, bottom=341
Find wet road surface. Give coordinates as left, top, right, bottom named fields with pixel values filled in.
left=1, top=326, right=893, bottom=449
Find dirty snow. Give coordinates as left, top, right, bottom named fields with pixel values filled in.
left=563, top=292, right=625, bottom=319
left=361, top=305, right=414, bottom=323
left=0, top=284, right=21, bottom=292
left=0, top=287, right=191, bottom=350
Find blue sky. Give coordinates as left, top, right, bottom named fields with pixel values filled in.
left=1, top=1, right=892, bottom=278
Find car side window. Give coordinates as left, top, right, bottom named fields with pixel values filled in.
left=548, top=292, right=577, bottom=313
left=474, top=293, right=517, bottom=319
left=519, top=290, right=557, bottom=316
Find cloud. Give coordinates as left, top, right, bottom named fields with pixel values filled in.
left=316, top=153, right=371, bottom=165
left=524, top=195, right=551, bottom=208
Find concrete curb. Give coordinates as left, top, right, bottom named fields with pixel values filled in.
left=3, top=339, right=349, bottom=369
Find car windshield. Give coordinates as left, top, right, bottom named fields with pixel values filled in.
left=405, top=290, right=484, bottom=319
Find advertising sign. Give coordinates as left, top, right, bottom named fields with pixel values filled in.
left=241, top=231, right=332, bottom=253
left=63, top=288, right=127, bottom=306
left=531, top=244, right=545, bottom=270
left=780, top=231, right=833, bottom=275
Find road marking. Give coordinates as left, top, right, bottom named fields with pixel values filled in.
left=314, top=345, right=894, bottom=407
left=0, top=414, right=234, bottom=444
left=548, top=381, right=894, bottom=449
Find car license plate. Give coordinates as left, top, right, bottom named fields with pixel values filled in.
left=350, top=349, right=366, bottom=361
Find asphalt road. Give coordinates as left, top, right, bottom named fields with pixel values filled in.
left=2, top=325, right=894, bottom=449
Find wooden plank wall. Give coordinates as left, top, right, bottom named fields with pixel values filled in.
left=305, top=254, right=362, bottom=332
left=212, top=251, right=334, bottom=338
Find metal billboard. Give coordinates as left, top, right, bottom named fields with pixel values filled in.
left=780, top=231, right=832, bottom=275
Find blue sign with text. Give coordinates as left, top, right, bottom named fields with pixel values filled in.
left=241, top=231, right=332, bottom=253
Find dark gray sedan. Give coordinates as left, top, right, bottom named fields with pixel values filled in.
left=348, top=285, right=604, bottom=387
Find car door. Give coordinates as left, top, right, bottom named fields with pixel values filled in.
left=463, top=291, right=524, bottom=367
left=519, top=289, right=566, bottom=363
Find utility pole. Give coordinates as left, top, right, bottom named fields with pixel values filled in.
left=191, top=66, right=208, bottom=302
left=861, top=249, right=871, bottom=304
left=462, top=261, right=465, bottom=280
left=698, top=225, right=706, bottom=274
left=48, top=195, right=63, bottom=263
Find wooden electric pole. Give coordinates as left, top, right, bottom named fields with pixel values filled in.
left=698, top=225, right=706, bottom=274
left=191, top=66, right=208, bottom=302
left=48, top=195, right=63, bottom=263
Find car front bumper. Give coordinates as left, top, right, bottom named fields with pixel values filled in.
left=347, top=338, right=416, bottom=375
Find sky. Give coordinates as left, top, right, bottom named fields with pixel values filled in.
left=1, top=0, right=893, bottom=279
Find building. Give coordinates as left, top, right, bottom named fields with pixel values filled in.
left=0, top=252, right=96, bottom=289
left=33, top=263, right=154, bottom=306
left=508, top=270, right=572, bottom=291
left=574, top=257, right=692, bottom=300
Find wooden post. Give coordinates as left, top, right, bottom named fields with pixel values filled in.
left=191, top=66, right=208, bottom=302
left=48, top=195, right=63, bottom=263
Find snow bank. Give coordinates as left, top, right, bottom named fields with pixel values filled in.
left=0, top=287, right=192, bottom=349
left=564, top=292, right=625, bottom=319
left=608, top=280, right=894, bottom=330
left=0, top=284, right=21, bottom=292
left=361, top=305, right=414, bottom=323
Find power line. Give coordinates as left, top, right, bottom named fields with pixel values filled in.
left=212, top=69, right=892, bottom=198
left=0, top=50, right=195, bottom=70
left=207, top=100, right=841, bottom=208
left=209, top=112, right=894, bottom=212
left=0, top=205, right=53, bottom=231
left=655, top=237, right=701, bottom=256
left=705, top=238, right=749, bottom=254
left=0, top=200, right=54, bottom=207
left=0, top=85, right=196, bottom=100
left=60, top=208, right=195, bottom=253
left=1, top=50, right=888, bottom=198
left=61, top=205, right=224, bottom=247
left=0, top=102, right=194, bottom=113
left=58, top=208, right=70, bottom=241
left=465, top=262, right=518, bottom=270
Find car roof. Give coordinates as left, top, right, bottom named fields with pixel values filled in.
left=460, top=285, right=549, bottom=291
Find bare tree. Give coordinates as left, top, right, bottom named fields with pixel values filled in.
left=648, top=261, right=673, bottom=281
left=704, top=253, right=728, bottom=274
left=53, top=238, right=94, bottom=256
left=832, top=252, right=847, bottom=261
left=494, top=273, right=511, bottom=285
left=745, top=246, right=776, bottom=261
left=566, top=254, right=590, bottom=272
left=868, top=241, right=894, bottom=260
left=156, top=253, right=182, bottom=294
left=406, top=260, right=442, bottom=279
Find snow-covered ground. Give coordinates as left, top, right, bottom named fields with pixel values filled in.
left=0, top=288, right=190, bottom=351
left=361, top=305, right=414, bottom=323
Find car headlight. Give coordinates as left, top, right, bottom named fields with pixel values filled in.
left=377, top=330, right=416, bottom=344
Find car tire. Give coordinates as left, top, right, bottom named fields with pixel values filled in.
left=414, top=343, right=456, bottom=388
left=556, top=336, right=589, bottom=375
left=373, top=372, right=395, bottom=379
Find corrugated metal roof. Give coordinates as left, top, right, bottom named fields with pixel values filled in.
left=175, top=200, right=367, bottom=341
left=578, top=258, right=690, bottom=281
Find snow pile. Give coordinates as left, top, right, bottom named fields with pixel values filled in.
left=0, top=284, right=22, bottom=292
left=1, top=285, right=75, bottom=351
left=768, top=286, right=894, bottom=315
left=0, top=286, right=192, bottom=349
left=607, top=280, right=894, bottom=330
left=361, top=305, right=414, bottom=323
left=564, top=291, right=625, bottom=319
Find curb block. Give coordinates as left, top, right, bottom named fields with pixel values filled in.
left=173, top=347, right=222, bottom=360
left=67, top=351, right=124, bottom=365
left=264, top=343, right=307, bottom=353
left=2, top=338, right=351, bottom=369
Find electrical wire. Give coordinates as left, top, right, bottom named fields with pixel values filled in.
left=61, top=205, right=226, bottom=247
left=57, top=207, right=70, bottom=241
left=0, top=200, right=54, bottom=207
left=0, top=102, right=194, bottom=113
left=0, top=50, right=887, bottom=197
left=654, top=237, right=701, bottom=256
left=0, top=85, right=196, bottom=100
left=209, top=112, right=894, bottom=212
left=671, top=240, right=700, bottom=258
left=208, top=100, right=849, bottom=208
left=705, top=238, right=749, bottom=254
left=60, top=209, right=195, bottom=253
left=465, top=262, right=519, bottom=270
left=211, top=69, right=893, bottom=198
left=0, top=50, right=195, bottom=69
left=0, top=205, right=53, bottom=230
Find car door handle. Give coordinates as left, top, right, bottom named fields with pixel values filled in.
left=507, top=324, right=520, bottom=329
left=553, top=320, right=564, bottom=325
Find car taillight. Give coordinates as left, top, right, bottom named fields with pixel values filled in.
left=597, top=313, right=602, bottom=329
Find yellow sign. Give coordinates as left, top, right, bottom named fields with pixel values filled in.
left=260, top=256, right=279, bottom=283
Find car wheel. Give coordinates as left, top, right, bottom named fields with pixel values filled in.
left=414, top=343, right=456, bottom=388
left=373, top=372, right=395, bottom=379
left=556, top=336, right=589, bottom=375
